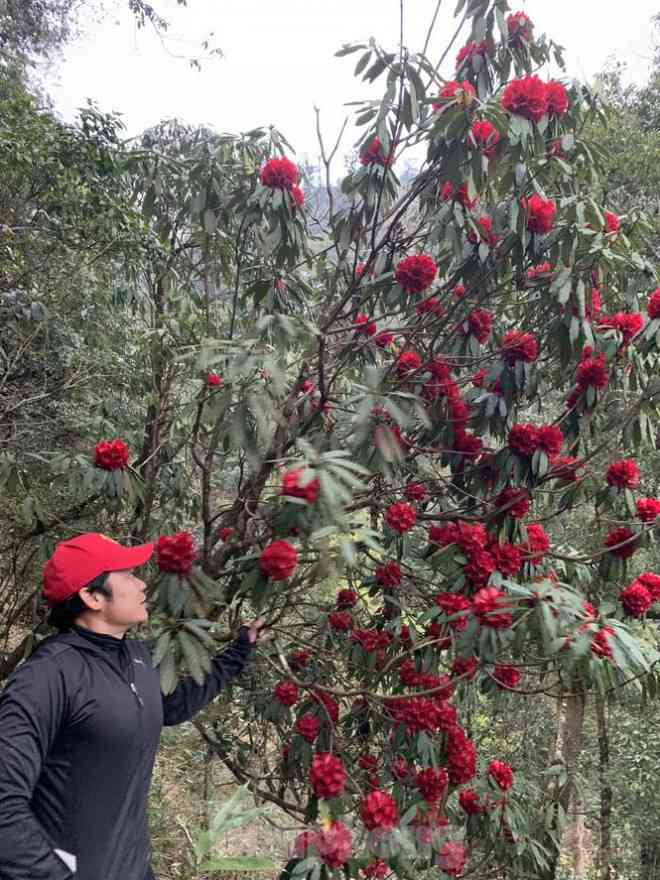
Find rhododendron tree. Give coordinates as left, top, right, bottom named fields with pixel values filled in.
left=4, top=4, right=660, bottom=880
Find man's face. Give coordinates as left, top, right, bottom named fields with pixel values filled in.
left=81, top=569, right=149, bottom=632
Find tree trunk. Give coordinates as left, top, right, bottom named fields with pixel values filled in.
left=641, top=837, right=660, bottom=880
left=595, top=694, right=613, bottom=880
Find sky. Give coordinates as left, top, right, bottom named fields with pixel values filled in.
left=44, top=0, right=658, bottom=168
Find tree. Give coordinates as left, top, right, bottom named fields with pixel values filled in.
left=2, top=1, right=660, bottom=878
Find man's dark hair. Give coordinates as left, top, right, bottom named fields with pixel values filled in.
left=48, top=572, right=113, bottom=631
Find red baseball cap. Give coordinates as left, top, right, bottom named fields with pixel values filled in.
left=43, top=533, right=154, bottom=606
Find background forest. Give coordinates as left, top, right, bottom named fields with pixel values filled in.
left=1, top=2, right=660, bottom=880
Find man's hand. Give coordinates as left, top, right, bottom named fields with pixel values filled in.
left=244, top=616, right=271, bottom=645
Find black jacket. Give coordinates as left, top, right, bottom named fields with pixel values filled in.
left=0, top=624, right=254, bottom=880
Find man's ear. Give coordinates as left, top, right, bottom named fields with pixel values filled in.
left=78, top=588, right=105, bottom=611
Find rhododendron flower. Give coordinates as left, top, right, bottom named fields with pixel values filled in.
left=404, top=482, right=427, bottom=502
left=598, top=311, right=644, bottom=346
left=288, top=649, right=311, bottom=670
left=523, top=194, right=557, bottom=234
left=620, top=581, right=653, bottom=618
left=207, top=372, right=222, bottom=387
left=259, top=540, right=299, bottom=580
left=488, top=759, right=514, bottom=791
left=648, top=288, right=660, bottom=319
left=468, top=215, right=498, bottom=247
left=490, top=542, right=522, bottom=576
left=604, top=527, right=637, bottom=559
left=309, top=753, right=346, bottom=799
left=360, top=790, right=398, bottom=830
left=433, top=80, right=476, bottom=110
left=156, top=532, right=197, bottom=575
left=440, top=180, right=478, bottom=210
left=375, top=560, right=401, bottom=587
left=374, top=330, right=395, bottom=349
left=469, top=120, right=501, bottom=158
left=416, top=296, right=444, bottom=317
left=604, top=210, right=620, bottom=236
left=396, top=351, right=422, bottom=377
left=526, top=262, right=553, bottom=283
left=637, top=498, right=660, bottom=522
left=290, top=185, right=304, bottom=208
left=500, top=330, right=538, bottom=364
left=494, top=487, right=530, bottom=519
left=260, top=157, right=299, bottom=190
left=315, top=822, right=352, bottom=868
left=462, top=308, right=493, bottom=343
left=360, top=136, right=393, bottom=167
left=416, top=767, right=448, bottom=804
left=363, top=859, right=388, bottom=879
left=501, top=75, right=548, bottom=122
left=519, top=524, right=550, bottom=562
left=447, top=732, right=477, bottom=784
left=353, top=314, right=377, bottom=336
left=295, top=713, right=320, bottom=743
left=273, top=680, right=299, bottom=707
left=464, top=550, right=496, bottom=589
left=437, top=841, right=468, bottom=877
left=395, top=254, right=438, bottom=294
left=456, top=40, right=488, bottom=68
left=507, top=11, right=532, bottom=40
left=451, top=656, right=479, bottom=680
left=384, top=501, right=416, bottom=533
left=473, top=587, right=513, bottom=629
left=545, top=81, right=569, bottom=115
left=435, top=592, right=472, bottom=631
left=281, top=468, right=320, bottom=503
left=493, top=664, right=521, bottom=689
left=576, top=352, right=608, bottom=389
left=336, top=588, right=357, bottom=609
left=328, top=610, right=352, bottom=631
left=638, top=573, right=660, bottom=601
left=537, top=425, right=564, bottom=460
left=508, top=423, right=539, bottom=457
left=592, top=626, right=614, bottom=659
left=94, top=438, right=129, bottom=471
left=459, top=788, right=486, bottom=815
left=606, top=459, right=640, bottom=490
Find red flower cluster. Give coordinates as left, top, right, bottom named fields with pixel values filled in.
left=309, top=752, right=346, bottom=799
left=384, top=501, right=417, bottom=533
left=361, top=790, right=398, bottom=830
left=575, top=348, right=608, bottom=390
left=259, top=540, right=299, bottom=580
left=433, top=80, right=476, bottom=110
left=295, top=822, right=352, bottom=868
left=605, top=458, right=640, bottom=490
left=490, top=541, right=522, bottom=576
left=459, top=788, right=487, bottom=815
left=416, top=767, right=448, bottom=804
left=598, top=311, right=644, bottom=346
left=637, top=498, right=660, bottom=522
left=405, top=482, right=427, bottom=502
left=648, top=288, right=660, bottom=319
left=351, top=628, right=392, bottom=653
left=488, top=759, right=514, bottom=791
left=437, top=841, right=468, bottom=877
left=592, top=626, right=614, bottom=659
left=336, top=588, right=358, bottom=609
left=604, top=210, right=620, bottom=235
left=462, top=308, right=493, bottom=343
left=361, top=137, right=393, bottom=167
left=494, top=488, right=530, bottom=519
left=468, top=215, right=498, bottom=247
left=523, top=194, right=557, bottom=234
left=451, top=656, right=479, bottom=680
left=156, top=532, right=197, bottom=575
left=395, top=254, right=438, bottom=294
left=604, top=527, right=637, bottom=559
left=526, top=262, right=553, bottom=283
left=501, top=75, right=568, bottom=121
left=375, top=560, right=401, bottom=587
left=363, top=859, right=388, bottom=879
left=260, top=157, right=299, bottom=190
left=281, top=468, right=320, bottom=503
left=207, top=372, right=222, bottom=387
left=440, top=181, right=478, bottom=210
left=288, top=649, right=311, bottom=670
left=620, top=581, right=653, bottom=618
left=493, top=664, right=521, bottom=689
left=508, top=422, right=564, bottom=459
left=416, top=296, right=444, bottom=318
left=507, top=11, right=532, bottom=40
left=295, top=713, right=320, bottom=743
left=329, top=611, right=353, bottom=631
left=446, top=728, right=477, bottom=784
left=519, top=523, right=550, bottom=563
left=638, top=573, right=660, bottom=601
left=500, top=330, right=538, bottom=364
left=396, top=350, right=422, bottom=377
left=374, top=330, right=395, bottom=349
left=469, top=120, right=501, bottom=158
left=94, top=438, right=129, bottom=471
left=456, top=40, right=488, bottom=68
left=274, top=680, right=299, bottom=707
left=473, top=587, right=513, bottom=629
left=353, top=313, right=377, bottom=336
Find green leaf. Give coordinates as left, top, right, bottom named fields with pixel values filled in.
left=152, top=631, right=172, bottom=667
left=178, top=630, right=208, bottom=686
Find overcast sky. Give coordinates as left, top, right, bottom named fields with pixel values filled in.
left=44, top=0, right=658, bottom=166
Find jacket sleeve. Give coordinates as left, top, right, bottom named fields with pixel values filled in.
left=161, top=627, right=254, bottom=726
left=0, top=654, right=75, bottom=879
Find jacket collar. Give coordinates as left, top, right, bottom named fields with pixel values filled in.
left=54, top=624, right=128, bottom=655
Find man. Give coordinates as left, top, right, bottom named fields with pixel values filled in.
left=0, top=532, right=266, bottom=880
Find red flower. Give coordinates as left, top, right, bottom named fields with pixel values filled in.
left=647, top=288, right=660, bottom=319
left=405, top=482, right=427, bottom=502
left=396, top=351, right=422, bottom=377
left=416, top=767, right=448, bottom=804
left=546, top=81, right=569, bottom=116
left=637, top=498, right=660, bottom=523
left=447, top=733, right=477, bottom=784
left=315, top=821, right=352, bottom=869
left=385, top=502, right=416, bottom=533
left=469, top=120, right=501, bottom=158
left=493, top=664, right=521, bottom=689
left=309, top=752, right=346, bottom=799
left=638, top=573, right=660, bottom=601
left=463, top=308, right=493, bottom=343
left=288, top=649, right=311, bottom=670
left=281, top=468, right=320, bottom=503
left=156, top=532, right=197, bottom=575
left=488, top=759, right=514, bottom=791
left=490, top=542, right=522, bottom=576
left=295, top=713, right=320, bottom=743
left=495, top=487, right=530, bottom=519
left=501, top=75, right=548, bottom=122
left=375, top=560, right=402, bottom=587
left=395, top=254, right=438, bottom=294
left=259, top=540, right=299, bottom=580
left=94, top=438, right=129, bottom=471
left=526, top=262, right=553, bottom=283
left=392, top=756, right=410, bottom=781
left=361, top=137, right=393, bottom=167
left=606, top=459, right=640, bottom=490
left=598, top=311, right=644, bottom=345
left=207, top=372, right=222, bottom=387
left=551, top=456, right=584, bottom=482
left=336, top=588, right=358, bottom=609
left=576, top=352, right=608, bottom=389
left=456, top=40, right=488, bottom=68
left=451, top=656, right=478, bottom=681
left=604, top=210, right=620, bottom=236
left=508, top=423, right=539, bottom=457
left=440, top=181, right=477, bottom=210
left=437, top=841, right=468, bottom=877
left=500, top=330, right=538, bottom=364
left=416, top=296, right=444, bottom=318
left=360, top=790, right=398, bottom=830
left=620, top=581, right=653, bottom=618
left=473, top=587, right=512, bottom=629
left=274, top=680, right=299, bottom=707
left=592, top=626, right=614, bottom=659
left=519, top=523, right=550, bottom=562
left=329, top=611, right=353, bottom=631
left=464, top=550, right=496, bottom=589
left=374, top=330, right=395, bottom=349
left=459, top=788, right=486, bottom=815
left=363, top=859, right=388, bottom=879
left=604, top=527, right=637, bottom=559
left=468, top=215, right=498, bottom=247
left=435, top=593, right=472, bottom=631
left=507, top=11, right=532, bottom=40
left=434, top=80, right=476, bottom=110
left=353, top=313, right=377, bottom=336
left=523, top=194, right=557, bottom=234
left=260, top=157, right=299, bottom=190
left=537, top=425, right=564, bottom=460
left=291, top=185, right=304, bottom=208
